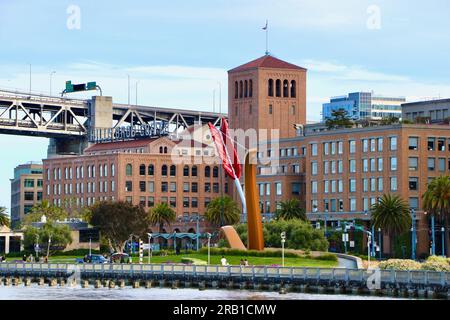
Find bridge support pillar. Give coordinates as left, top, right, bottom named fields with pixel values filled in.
left=38, top=278, right=45, bottom=286
left=24, top=278, right=31, bottom=286
left=94, top=280, right=102, bottom=288
left=81, top=280, right=89, bottom=288
left=132, top=280, right=140, bottom=288
left=49, top=278, right=57, bottom=287
left=109, top=281, right=115, bottom=289
left=145, top=280, right=152, bottom=289
left=12, top=278, right=19, bottom=286
left=119, top=280, right=126, bottom=288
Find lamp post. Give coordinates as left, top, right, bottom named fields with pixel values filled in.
left=367, top=232, right=372, bottom=269
left=431, top=214, right=436, bottom=256
left=46, top=235, right=52, bottom=259
left=147, top=233, right=152, bottom=264
left=324, top=209, right=328, bottom=235
left=410, top=208, right=416, bottom=260
left=441, top=227, right=445, bottom=257
left=196, top=215, right=200, bottom=251
left=135, top=80, right=140, bottom=106
left=378, top=228, right=382, bottom=260
left=206, top=233, right=212, bottom=265
left=89, top=237, right=92, bottom=256
left=49, top=71, right=56, bottom=96
left=35, top=234, right=39, bottom=259
left=281, top=232, right=286, bottom=267
left=371, top=225, right=375, bottom=257
left=173, top=230, right=177, bottom=252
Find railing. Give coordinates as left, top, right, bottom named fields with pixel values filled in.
left=0, top=263, right=449, bottom=288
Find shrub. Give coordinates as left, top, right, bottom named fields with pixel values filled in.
left=217, top=239, right=230, bottom=248
left=378, top=259, right=421, bottom=270
left=314, top=253, right=338, bottom=262
left=181, top=257, right=207, bottom=265
left=421, top=256, right=450, bottom=272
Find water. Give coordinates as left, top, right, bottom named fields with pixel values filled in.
left=0, top=285, right=409, bottom=300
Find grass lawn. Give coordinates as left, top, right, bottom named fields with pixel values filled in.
left=22, top=253, right=338, bottom=268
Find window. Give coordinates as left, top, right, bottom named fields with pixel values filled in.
left=126, top=164, right=132, bottom=176
left=125, top=181, right=132, bottom=192
left=170, top=165, right=176, bottom=177
left=428, top=158, right=435, bottom=171
left=349, top=179, right=356, bottom=192
left=349, top=199, right=357, bottom=212
left=276, top=183, right=282, bottom=195
left=338, top=141, right=343, bottom=154
left=204, top=183, right=210, bottom=193
left=148, top=164, right=154, bottom=176
left=363, top=159, right=368, bottom=172
left=191, top=198, right=198, bottom=208
left=409, top=197, right=419, bottom=209
left=311, top=143, right=318, bottom=156
left=269, top=104, right=273, bottom=114
left=148, top=181, right=154, bottom=193
left=183, top=166, right=189, bottom=177
left=213, top=183, right=219, bottom=193
left=191, top=166, right=198, bottom=177
left=170, top=197, right=176, bottom=208
left=161, top=182, right=168, bottom=192
left=362, top=139, right=369, bottom=152
left=338, top=160, right=343, bottom=173
left=338, top=180, right=343, bottom=193
left=265, top=183, right=271, bottom=195
left=428, top=138, right=435, bottom=151
left=438, top=138, right=446, bottom=151
left=390, top=177, right=398, bottom=191
left=324, top=180, right=329, bottom=193
left=244, top=80, right=248, bottom=97
left=139, top=181, right=146, bottom=192
left=24, top=191, right=34, bottom=201
left=183, top=197, right=189, bottom=208
left=323, top=142, right=329, bottom=155
left=290, top=80, right=296, bottom=97
left=311, top=162, right=318, bottom=175
left=363, top=179, right=368, bottom=192
left=183, top=182, right=190, bottom=192
left=191, top=182, right=198, bottom=193
left=24, top=179, right=34, bottom=188
left=249, top=79, right=253, bottom=97
left=390, top=137, right=398, bottom=151
left=439, top=158, right=446, bottom=172
left=170, top=182, right=176, bottom=192
left=292, top=183, right=301, bottom=195
left=275, top=79, right=281, bottom=97
left=204, top=166, right=211, bottom=177
left=409, top=177, right=418, bottom=191
left=213, top=166, right=219, bottom=178
left=139, top=196, right=146, bottom=207
left=370, top=158, right=376, bottom=172
left=371, top=178, right=376, bottom=192
left=37, top=192, right=42, bottom=201
left=390, top=157, right=398, bottom=171
left=234, top=81, right=238, bottom=99
left=378, top=178, right=383, bottom=192
left=111, top=164, right=115, bottom=177
left=311, top=200, right=318, bottom=213
left=331, top=161, right=336, bottom=174
left=331, top=142, right=336, bottom=155
left=409, top=137, right=419, bottom=150
left=370, top=139, right=376, bottom=152
left=283, top=80, right=289, bottom=97
left=376, top=158, right=383, bottom=172
left=349, top=160, right=356, bottom=173
left=377, top=138, right=383, bottom=152
left=408, top=157, right=418, bottom=171
left=147, top=197, right=154, bottom=207
left=311, top=181, right=318, bottom=194
left=139, top=164, right=146, bottom=175
left=349, top=140, right=356, bottom=154
left=161, top=165, right=168, bottom=176
left=268, top=79, right=274, bottom=97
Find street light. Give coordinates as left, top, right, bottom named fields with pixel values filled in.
left=49, top=71, right=56, bottom=96
left=367, top=232, right=372, bottom=269
left=206, top=232, right=212, bottom=265
left=34, top=234, right=39, bottom=259
left=425, top=211, right=436, bottom=256
left=281, top=232, right=286, bottom=267
left=410, top=208, right=416, bottom=260
left=441, top=227, right=445, bottom=257
left=46, top=235, right=52, bottom=259
left=89, top=237, right=92, bottom=256
left=173, top=230, right=177, bottom=252
left=147, top=233, right=152, bottom=264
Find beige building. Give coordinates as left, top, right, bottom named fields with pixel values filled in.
left=10, top=162, right=43, bottom=227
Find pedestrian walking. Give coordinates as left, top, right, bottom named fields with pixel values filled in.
left=220, top=256, right=228, bottom=266
left=244, top=258, right=249, bottom=266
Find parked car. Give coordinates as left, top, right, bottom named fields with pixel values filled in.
left=80, top=254, right=109, bottom=264
left=110, top=253, right=130, bottom=264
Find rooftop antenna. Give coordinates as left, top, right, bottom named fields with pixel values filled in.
left=262, top=20, right=269, bottom=55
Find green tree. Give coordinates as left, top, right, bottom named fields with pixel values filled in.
left=275, top=199, right=307, bottom=221
left=90, top=201, right=151, bottom=253
left=371, top=194, right=411, bottom=257
left=148, top=202, right=176, bottom=233
left=325, top=108, right=354, bottom=130
left=0, top=207, right=10, bottom=227
left=205, top=196, right=241, bottom=227
left=24, top=200, right=68, bottom=225
left=23, top=223, right=72, bottom=256
left=422, top=176, right=450, bottom=255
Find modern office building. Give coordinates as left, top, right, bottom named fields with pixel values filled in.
left=402, top=98, right=450, bottom=123
left=322, top=92, right=405, bottom=121
left=10, top=162, right=43, bottom=227
left=42, top=125, right=224, bottom=235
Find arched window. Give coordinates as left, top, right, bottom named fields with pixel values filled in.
left=268, top=79, right=274, bottom=97
left=125, top=164, right=132, bottom=176
left=148, top=164, right=154, bottom=176
left=161, top=165, right=168, bottom=176
left=183, top=165, right=189, bottom=177
left=164, top=146, right=168, bottom=154
left=276, top=79, right=281, bottom=97
left=111, top=164, right=115, bottom=177
left=139, top=164, right=146, bottom=175
left=191, top=165, right=198, bottom=177
left=234, top=81, right=238, bottom=99
left=213, top=166, right=219, bottom=178
left=159, top=146, right=163, bottom=154
left=244, top=80, right=248, bottom=98
left=204, top=166, right=211, bottom=177
left=239, top=81, right=243, bottom=98
left=283, top=80, right=289, bottom=97
left=249, top=79, right=253, bottom=97
left=290, top=80, right=296, bottom=98
left=104, top=164, right=108, bottom=177
left=170, top=165, right=176, bottom=177
left=98, top=165, right=102, bottom=177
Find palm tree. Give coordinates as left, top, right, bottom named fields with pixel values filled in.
left=148, top=203, right=176, bottom=233
left=371, top=194, right=411, bottom=257
left=0, top=207, right=10, bottom=227
left=275, top=199, right=307, bottom=221
left=205, top=196, right=241, bottom=227
left=422, top=176, right=450, bottom=255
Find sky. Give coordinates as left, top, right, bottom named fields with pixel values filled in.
left=1, top=0, right=450, bottom=212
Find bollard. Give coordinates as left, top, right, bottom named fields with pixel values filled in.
left=198, top=281, right=206, bottom=291
left=159, top=279, right=166, bottom=288
left=132, top=281, right=140, bottom=289
left=171, top=280, right=179, bottom=289
left=4, top=278, right=11, bottom=286
left=81, top=280, right=89, bottom=288
left=184, top=281, right=191, bottom=288
left=24, top=278, right=32, bottom=287
left=417, top=289, right=426, bottom=298
left=210, top=281, right=218, bottom=289
left=119, top=280, right=126, bottom=288
left=227, top=281, right=234, bottom=289
left=103, top=280, right=110, bottom=288
left=145, top=280, right=152, bottom=289
left=109, top=281, right=115, bottom=289
left=94, top=280, right=102, bottom=288
left=12, top=278, right=19, bottom=286
left=49, top=279, right=57, bottom=287
left=38, top=278, right=45, bottom=286
left=59, top=279, right=65, bottom=287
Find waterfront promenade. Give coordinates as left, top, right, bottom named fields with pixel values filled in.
left=0, top=263, right=449, bottom=299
